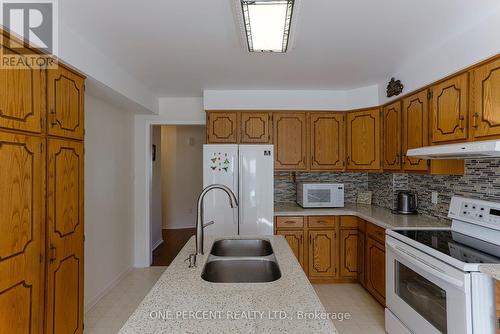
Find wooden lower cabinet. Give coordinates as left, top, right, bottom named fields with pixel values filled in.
left=308, top=229, right=338, bottom=279
left=46, top=139, right=84, bottom=333
left=276, top=230, right=305, bottom=272
left=339, top=229, right=359, bottom=278
left=365, top=235, right=386, bottom=305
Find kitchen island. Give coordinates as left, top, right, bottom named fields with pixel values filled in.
left=119, top=236, right=337, bottom=334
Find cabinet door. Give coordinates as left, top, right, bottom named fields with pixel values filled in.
left=357, top=231, right=366, bottom=287
left=47, top=65, right=85, bottom=140
left=274, top=112, right=307, bottom=170
left=339, top=229, right=358, bottom=278
left=310, top=112, right=345, bottom=170
left=0, top=132, right=44, bottom=334
left=0, top=56, right=45, bottom=133
left=430, top=73, right=468, bottom=143
left=346, top=108, right=381, bottom=170
left=402, top=90, right=428, bottom=171
left=365, top=237, right=386, bottom=305
left=276, top=230, right=305, bottom=271
left=471, top=57, right=500, bottom=140
left=207, top=112, right=238, bottom=143
left=240, top=112, right=271, bottom=143
left=46, top=139, right=84, bottom=334
left=308, top=230, right=337, bottom=279
left=382, top=101, right=402, bottom=170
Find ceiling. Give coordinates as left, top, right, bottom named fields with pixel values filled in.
left=60, top=0, right=500, bottom=97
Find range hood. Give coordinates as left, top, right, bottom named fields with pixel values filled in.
left=407, top=140, right=500, bottom=159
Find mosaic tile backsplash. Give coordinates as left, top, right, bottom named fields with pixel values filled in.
left=275, top=159, right=500, bottom=221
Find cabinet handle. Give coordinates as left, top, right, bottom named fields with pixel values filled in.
left=346, top=155, right=350, bottom=165
left=459, top=115, right=465, bottom=131
left=472, top=113, right=479, bottom=129
left=300, top=235, right=303, bottom=243
left=284, top=220, right=296, bottom=224
left=309, top=235, right=312, bottom=244
left=50, top=109, right=57, bottom=126
left=49, top=244, right=57, bottom=263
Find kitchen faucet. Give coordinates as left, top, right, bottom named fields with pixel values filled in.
left=195, top=184, right=238, bottom=256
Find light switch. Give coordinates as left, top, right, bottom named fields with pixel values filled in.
left=431, top=191, right=438, bottom=204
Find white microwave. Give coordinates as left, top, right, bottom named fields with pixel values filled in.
left=297, top=183, right=344, bottom=208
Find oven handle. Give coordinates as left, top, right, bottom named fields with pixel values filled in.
left=386, top=240, right=465, bottom=290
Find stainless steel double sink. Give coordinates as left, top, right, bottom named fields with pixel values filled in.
left=201, top=239, right=281, bottom=283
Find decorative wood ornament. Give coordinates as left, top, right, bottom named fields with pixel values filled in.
left=386, top=77, right=404, bottom=97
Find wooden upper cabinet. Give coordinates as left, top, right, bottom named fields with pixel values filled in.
left=207, top=112, right=238, bottom=143
left=46, top=139, right=84, bottom=334
left=346, top=108, right=381, bottom=170
left=402, top=90, right=429, bottom=171
left=47, top=65, right=85, bottom=140
left=0, top=132, right=44, bottom=334
left=430, top=73, right=469, bottom=143
left=383, top=101, right=402, bottom=170
left=240, top=112, right=271, bottom=143
left=471, top=57, right=500, bottom=140
left=309, top=112, right=345, bottom=170
left=273, top=112, right=308, bottom=170
left=308, top=229, right=337, bottom=279
left=0, top=62, right=45, bottom=133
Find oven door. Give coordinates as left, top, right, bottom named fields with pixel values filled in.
left=386, top=236, right=472, bottom=334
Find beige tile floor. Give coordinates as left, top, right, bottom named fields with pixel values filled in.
left=84, top=268, right=385, bottom=334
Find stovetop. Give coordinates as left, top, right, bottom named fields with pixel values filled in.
left=394, top=229, right=500, bottom=265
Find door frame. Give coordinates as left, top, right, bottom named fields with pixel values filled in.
left=135, top=117, right=205, bottom=267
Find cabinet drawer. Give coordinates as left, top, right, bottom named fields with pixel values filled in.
left=340, top=216, right=358, bottom=229
left=308, top=216, right=336, bottom=228
left=276, top=216, right=304, bottom=229
left=366, top=223, right=385, bottom=243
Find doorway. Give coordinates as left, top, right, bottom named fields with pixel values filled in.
left=150, top=125, right=205, bottom=266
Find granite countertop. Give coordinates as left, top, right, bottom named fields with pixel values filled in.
left=275, top=202, right=451, bottom=230
left=119, top=235, right=337, bottom=334
left=479, top=264, right=500, bottom=281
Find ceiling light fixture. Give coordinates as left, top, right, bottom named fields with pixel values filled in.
left=241, top=0, right=294, bottom=53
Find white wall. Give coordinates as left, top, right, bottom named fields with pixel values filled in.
left=84, top=93, right=135, bottom=311
left=378, top=7, right=500, bottom=104
left=203, top=87, right=380, bottom=111
left=161, top=126, right=204, bottom=230
left=134, top=98, right=205, bottom=267
left=150, top=126, right=163, bottom=250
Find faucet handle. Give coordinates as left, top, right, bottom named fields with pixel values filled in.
left=203, top=221, right=215, bottom=229
left=184, top=253, right=197, bottom=268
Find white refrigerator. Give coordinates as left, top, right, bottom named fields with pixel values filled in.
left=203, top=144, right=274, bottom=236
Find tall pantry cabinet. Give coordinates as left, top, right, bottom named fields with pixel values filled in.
left=0, top=30, right=85, bottom=334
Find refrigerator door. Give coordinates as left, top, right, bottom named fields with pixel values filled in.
left=238, top=145, right=274, bottom=235
left=203, top=145, right=239, bottom=236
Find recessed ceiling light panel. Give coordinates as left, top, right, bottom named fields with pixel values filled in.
left=241, top=0, right=294, bottom=53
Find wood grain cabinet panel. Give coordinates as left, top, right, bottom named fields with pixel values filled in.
left=206, top=112, right=238, bottom=143
left=357, top=229, right=366, bottom=287
left=0, top=59, right=45, bottom=133
left=471, top=57, right=500, bottom=140
left=47, top=65, right=85, bottom=140
left=46, top=139, right=84, bottom=334
left=276, top=230, right=305, bottom=271
left=308, top=230, right=337, bottom=279
left=365, top=236, right=386, bottom=305
left=430, top=73, right=469, bottom=143
left=276, top=216, right=304, bottom=229
left=402, top=90, right=429, bottom=172
left=0, top=132, right=44, bottom=334
left=340, top=229, right=359, bottom=278
left=346, top=108, right=381, bottom=170
left=273, top=112, right=308, bottom=170
left=309, top=112, right=345, bottom=170
left=382, top=101, right=402, bottom=170
left=240, top=112, right=271, bottom=143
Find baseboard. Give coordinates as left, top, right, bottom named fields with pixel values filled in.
left=152, top=238, right=164, bottom=251
left=84, top=266, right=133, bottom=313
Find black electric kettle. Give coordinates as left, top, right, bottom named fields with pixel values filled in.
left=396, top=191, right=418, bottom=214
